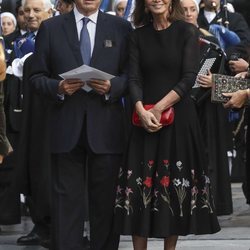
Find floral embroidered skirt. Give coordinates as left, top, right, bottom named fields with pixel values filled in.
left=114, top=104, right=221, bottom=238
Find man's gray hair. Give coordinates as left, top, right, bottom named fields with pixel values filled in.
left=22, top=0, right=53, bottom=11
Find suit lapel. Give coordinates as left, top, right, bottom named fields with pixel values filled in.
left=90, top=11, right=107, bottom=66
left=62, top=11, right=83, bottom=66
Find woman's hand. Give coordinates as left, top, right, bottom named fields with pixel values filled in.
left=137, top=109, right=162, bottom=132
left=228, top=58, right=249, bottom=74
left=235, top=71, right=248, bottom=79
left=149, top=105, right=162, bottom=122
left=196, top=70, right=213, bottom=88
left=223, top=89, right=248, bottom=109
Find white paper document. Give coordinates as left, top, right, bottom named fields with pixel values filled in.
left=59, top=64, right=115, bottom=92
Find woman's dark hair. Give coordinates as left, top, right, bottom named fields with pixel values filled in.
left=62, top=0, right=74, bottom=4
left=133, top=0, right=185, bottom=27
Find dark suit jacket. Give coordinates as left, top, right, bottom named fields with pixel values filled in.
left=30, top=10, right=132, bottom=154
left=4, top=30, right=24, bottom=133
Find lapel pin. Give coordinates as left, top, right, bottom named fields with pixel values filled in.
left=104, top=40, right=113, bottom=48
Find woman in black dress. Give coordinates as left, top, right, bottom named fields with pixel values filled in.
left=181, top=0, right=233, bottom=216
left=0, top=41, right=12, bottom=163
left=114, top=0, right=220, bottom=249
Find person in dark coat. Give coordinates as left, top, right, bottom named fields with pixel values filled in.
left=1, top=0, right=17, bottom=14
left=231, top=0, right=250, bottom=27
left=198, top=0, right=250, bottom=57
left=4, top=0, right=53, bottom=246
left=181, top=0, right=233, bottom=216
left=223, top=70, right=250, bottom=204
left=29, top=0, right=132, bottom=248
left=0, top=41, right=12, bottom=165
left=0, top=0, right=27, bottom=227
left=17, top=54, right=52, bottom=247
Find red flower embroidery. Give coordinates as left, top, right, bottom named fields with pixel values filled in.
left=147, top=160, right=154, bottom=169
left=163, top=159, right=169, bottom=165
left=148, top=160, right=154, bottom=166
left=143, top=177, right=153, bottom=188
left=160, top=176, right=170, bottom=187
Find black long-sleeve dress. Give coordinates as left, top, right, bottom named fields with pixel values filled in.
left=114, top=20, right=220, bottom=237
left=192, top=31, right=233, bottom=215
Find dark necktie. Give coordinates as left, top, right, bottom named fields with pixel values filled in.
left=26, top=31, right=36, bottom=40
left=80, top=17, right=91, bottom=65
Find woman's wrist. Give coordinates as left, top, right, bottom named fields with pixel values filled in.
left=154, top=103, right=165, bottom=113
left=247, top=66, right=250, bottom=78
left=246, top=88, right=250, bottom=99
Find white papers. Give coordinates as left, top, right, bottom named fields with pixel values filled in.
left=59, top=64, right=115, bottom=92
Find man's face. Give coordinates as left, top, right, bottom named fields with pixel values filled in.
left=17, top=6, right=27, bottom=31
left=75, top=0, right=101, bottom=16
left=56, top=0, right=73, bottom=14
left=23, top=0, right=52, bottom=32
left=203, top=0, right=220, bottom=11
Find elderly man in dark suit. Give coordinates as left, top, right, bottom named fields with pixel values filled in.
left=29, top=0, right=132, bottom=249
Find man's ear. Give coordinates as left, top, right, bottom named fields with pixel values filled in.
left=48, top=8, right=53, bottom=17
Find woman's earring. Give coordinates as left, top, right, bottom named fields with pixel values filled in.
left=168, top=2, right=172, bottom=13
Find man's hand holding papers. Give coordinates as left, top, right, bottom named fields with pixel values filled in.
left=59, top=65, right=115, bottom=94
left=58, top=78, right=85, bottom=96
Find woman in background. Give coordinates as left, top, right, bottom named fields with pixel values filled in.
left=0, top=40, right=12, bottom=163
left=1, top=12, right=17, bottom=36
left=181, top=0, right=233, bottom=216
left=113, top=0, right=128, bottom=17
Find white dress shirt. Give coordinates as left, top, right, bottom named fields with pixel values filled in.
left=204, top=10, right=217, bottom=24
left=74, top=7, right=98, bottom=57
left=73, top=8, right=110, bottom=100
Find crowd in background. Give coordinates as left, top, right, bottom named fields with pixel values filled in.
left=0, top=0, right=249, bottom=249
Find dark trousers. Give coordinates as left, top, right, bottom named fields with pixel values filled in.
left=51, top=143, right=121, bottom=250
left=0, top=131, right=20, bottom=225
left=25, top=195, right=51, bottom=239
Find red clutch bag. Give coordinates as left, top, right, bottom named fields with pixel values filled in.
left=132, top=104, right=174, bottom=127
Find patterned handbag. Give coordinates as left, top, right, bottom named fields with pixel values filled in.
left=211, top=74, right=250, bottom=103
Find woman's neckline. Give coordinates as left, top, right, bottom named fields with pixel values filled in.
left=151, top=20, right=175, bottom=32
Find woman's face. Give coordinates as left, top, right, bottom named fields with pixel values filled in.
left=1, top=16, right=16, bottom=36
left=181, top=0, right=198, bottom=26
left=145, top=0, right=171, bottom=17
left=115, top=1, right=127, bottom=17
